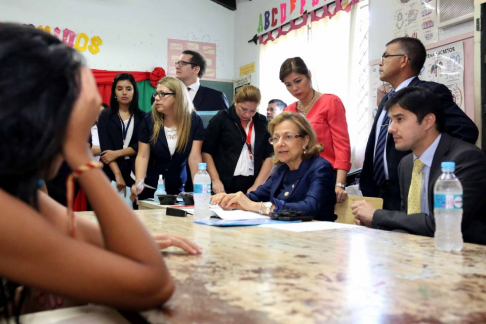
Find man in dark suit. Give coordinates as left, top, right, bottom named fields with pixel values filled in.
left=360, top=37, right=478, bottom=211
left=352, top=87, right=486, bottom=245
left=175, top=50, right=228, bottom=112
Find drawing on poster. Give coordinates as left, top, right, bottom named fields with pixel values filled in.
left=392, top=0, right=438, bottom=45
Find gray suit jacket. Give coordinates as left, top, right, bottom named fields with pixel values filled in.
left=373, top=133, right=486, bottom=245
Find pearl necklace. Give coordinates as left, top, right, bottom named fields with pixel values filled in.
left=297, top=90, right=316, bottom=115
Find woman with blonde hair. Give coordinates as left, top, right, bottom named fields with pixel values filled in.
left=211, top=112, right=337, bottom=221
left=131, top=76, right=204, bottom=200
left=202, top=85, right=274, bottom=194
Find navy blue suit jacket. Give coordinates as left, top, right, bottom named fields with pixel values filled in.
left=97, top=108, right=146, bottom=181
left=193, top=85, right=228, bottom=111
left=139, top=111, right=205, bottom=194
left=360, top=77, right=478, bottom=210
left=247, top=155, right=337, bottom=221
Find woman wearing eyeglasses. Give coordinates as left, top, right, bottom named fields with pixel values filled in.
left=97, top=73, right=146, bottom=196
left=202, top=85, right=274, bottom=195
left=131, top=76, right=204, bottom=200
left=280, top=57, right=351, bottom=203
left=211, top=112, right=336, bottom=221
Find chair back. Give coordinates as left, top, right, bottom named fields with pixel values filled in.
left=334, top=196, right=384, bottom=224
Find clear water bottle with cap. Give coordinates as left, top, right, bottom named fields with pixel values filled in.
left=154, top=174, right=166, bottom=204
left=434, top=161, right=463, bottom=251
left=193, top=163, right=211, bottom=221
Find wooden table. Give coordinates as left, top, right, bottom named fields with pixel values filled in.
left=82, top=210, right=486, bottom=324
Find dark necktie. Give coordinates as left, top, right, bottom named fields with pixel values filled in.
left=373, top=90, right=395, bottom=187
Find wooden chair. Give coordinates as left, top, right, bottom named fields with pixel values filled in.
left=334, top=196, right=384, bottom=224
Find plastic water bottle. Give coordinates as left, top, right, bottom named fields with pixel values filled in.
left=193, top=163, right=211, bottom=221
left=434, top=162, right=463, bottom=252
left=154, top=175, right=166, bottom=204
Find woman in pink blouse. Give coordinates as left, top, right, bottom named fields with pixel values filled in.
left=280, top=57, right=351, bottom=202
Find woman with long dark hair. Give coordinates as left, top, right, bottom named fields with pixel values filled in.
left=0, top=24, right=200, bottom=321
left=280, top=57, right=351, bottom=203
left=97, top=73, right=145, bottom=195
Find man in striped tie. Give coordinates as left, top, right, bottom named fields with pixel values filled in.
left=352, top=87, right=486, bottom=245
left=360, top=37, right=478, bottom=211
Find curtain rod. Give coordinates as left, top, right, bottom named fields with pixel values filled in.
left=247, top=0, right=337, bottom=44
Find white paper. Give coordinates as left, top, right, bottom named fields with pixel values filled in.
left=211, top=206, right=269, bottom=220
left=259, top=221, right=355, bottom=232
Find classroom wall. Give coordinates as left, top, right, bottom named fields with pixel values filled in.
left=0, top=0, right=235, bottom=80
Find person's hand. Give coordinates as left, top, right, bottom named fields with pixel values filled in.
left=152, top=233, right=202, bottom=255
left=351, top=200, right=377, bottom=227
left=114, top=174, right=126, bottom=196
left=100, top=150, right=120, bottom=164
left=221, top=191, right=255, bottom=211
left=130, top=180, right=145, bottom=202
left=335, top=186, right=348, bottom=203
left=246, top=184, right=259, bottom=194
left=210, top=193, right=227, bottom=205
left=63, top=68, right=102, bottom=169
left=211, top=179, right=225, bottom=194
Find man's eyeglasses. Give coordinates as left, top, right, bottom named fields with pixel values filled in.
left=152, top=91, right=176, bottom=99
left=175, top=60, right=196, bottom=67
left=381, top=54, right=411, bottom=63
left=269, top=134, right=303, bottom=145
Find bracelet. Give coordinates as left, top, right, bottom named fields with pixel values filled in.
left=259, top=201, right=263, bottom=215
left=66, top=161, right=103, bottom=238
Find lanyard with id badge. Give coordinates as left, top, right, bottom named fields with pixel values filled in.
left=242, top=120, right=254, bottom=173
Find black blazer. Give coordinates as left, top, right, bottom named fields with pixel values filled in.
left=360, top=77, right=479, bottom=210
left=193, top=85, right=228, bottom=111
left=202, top=105, right=273, bottom=190
left=139, top=111, right=205, bottom=194
left=97, top=108, right=146, bottom=181
left=373, top=134, right=486, bottom=245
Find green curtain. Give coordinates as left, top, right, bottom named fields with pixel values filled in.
left=137, top=80, right=155, bottom=113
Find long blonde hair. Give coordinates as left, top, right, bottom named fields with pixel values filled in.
left=151, top=76, right=194, bottom=152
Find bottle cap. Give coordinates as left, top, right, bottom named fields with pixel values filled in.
left=441, top=161, right=455, bottom=172
left=198, top=162, right=207, bottom=170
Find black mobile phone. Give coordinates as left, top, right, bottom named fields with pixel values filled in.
left=278, top=215, right=314, bottom=222
left=166, top=207, right=187, bottom=217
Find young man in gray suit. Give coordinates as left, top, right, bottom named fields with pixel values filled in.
left=352, top=87, right=486, bottom=245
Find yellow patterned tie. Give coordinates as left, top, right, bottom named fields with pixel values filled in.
left=408, top=159, right=425, bottom=214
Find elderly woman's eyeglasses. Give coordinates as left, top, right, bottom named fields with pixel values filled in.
left=153, top=91, right=176, bottom=99
left=269, top=134, right=303, bottom=145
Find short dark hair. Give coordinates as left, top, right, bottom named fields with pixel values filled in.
left=268, top=99, right=287, bottom=110
left=109, top=73, right=141, bottom=115
left=384, top=86, right=445, bottom=133
left=182, top=50, right=206, bottom=78
left=386, top=37, right=426, bottom=75
left=279, top=57, right=310, bottom=82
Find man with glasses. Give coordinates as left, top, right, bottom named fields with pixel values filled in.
left=175, top=50, right=228, bottom=112
left=360, top=37, right=478, bottom=211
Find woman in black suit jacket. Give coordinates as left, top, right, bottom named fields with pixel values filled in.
left=130, top=76, right=204, bottom=200
left=98, top=73, right=145, bottom=194
left=202, top=85, right=274, bottom=194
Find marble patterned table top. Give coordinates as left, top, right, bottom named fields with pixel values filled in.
left=80, top=210, right=486, bottom=324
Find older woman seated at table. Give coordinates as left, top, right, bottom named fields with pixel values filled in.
left=211, top=112, right=337, bottom=221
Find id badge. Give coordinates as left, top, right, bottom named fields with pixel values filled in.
left=248, top=153, right=255, bottom=172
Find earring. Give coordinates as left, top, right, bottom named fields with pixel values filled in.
left=303, top=146, right=307, bottom=154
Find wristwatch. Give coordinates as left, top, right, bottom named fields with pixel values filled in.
left=335, top=183, right=346, bottom=189
left=264, top=202, right=272, bottom=215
